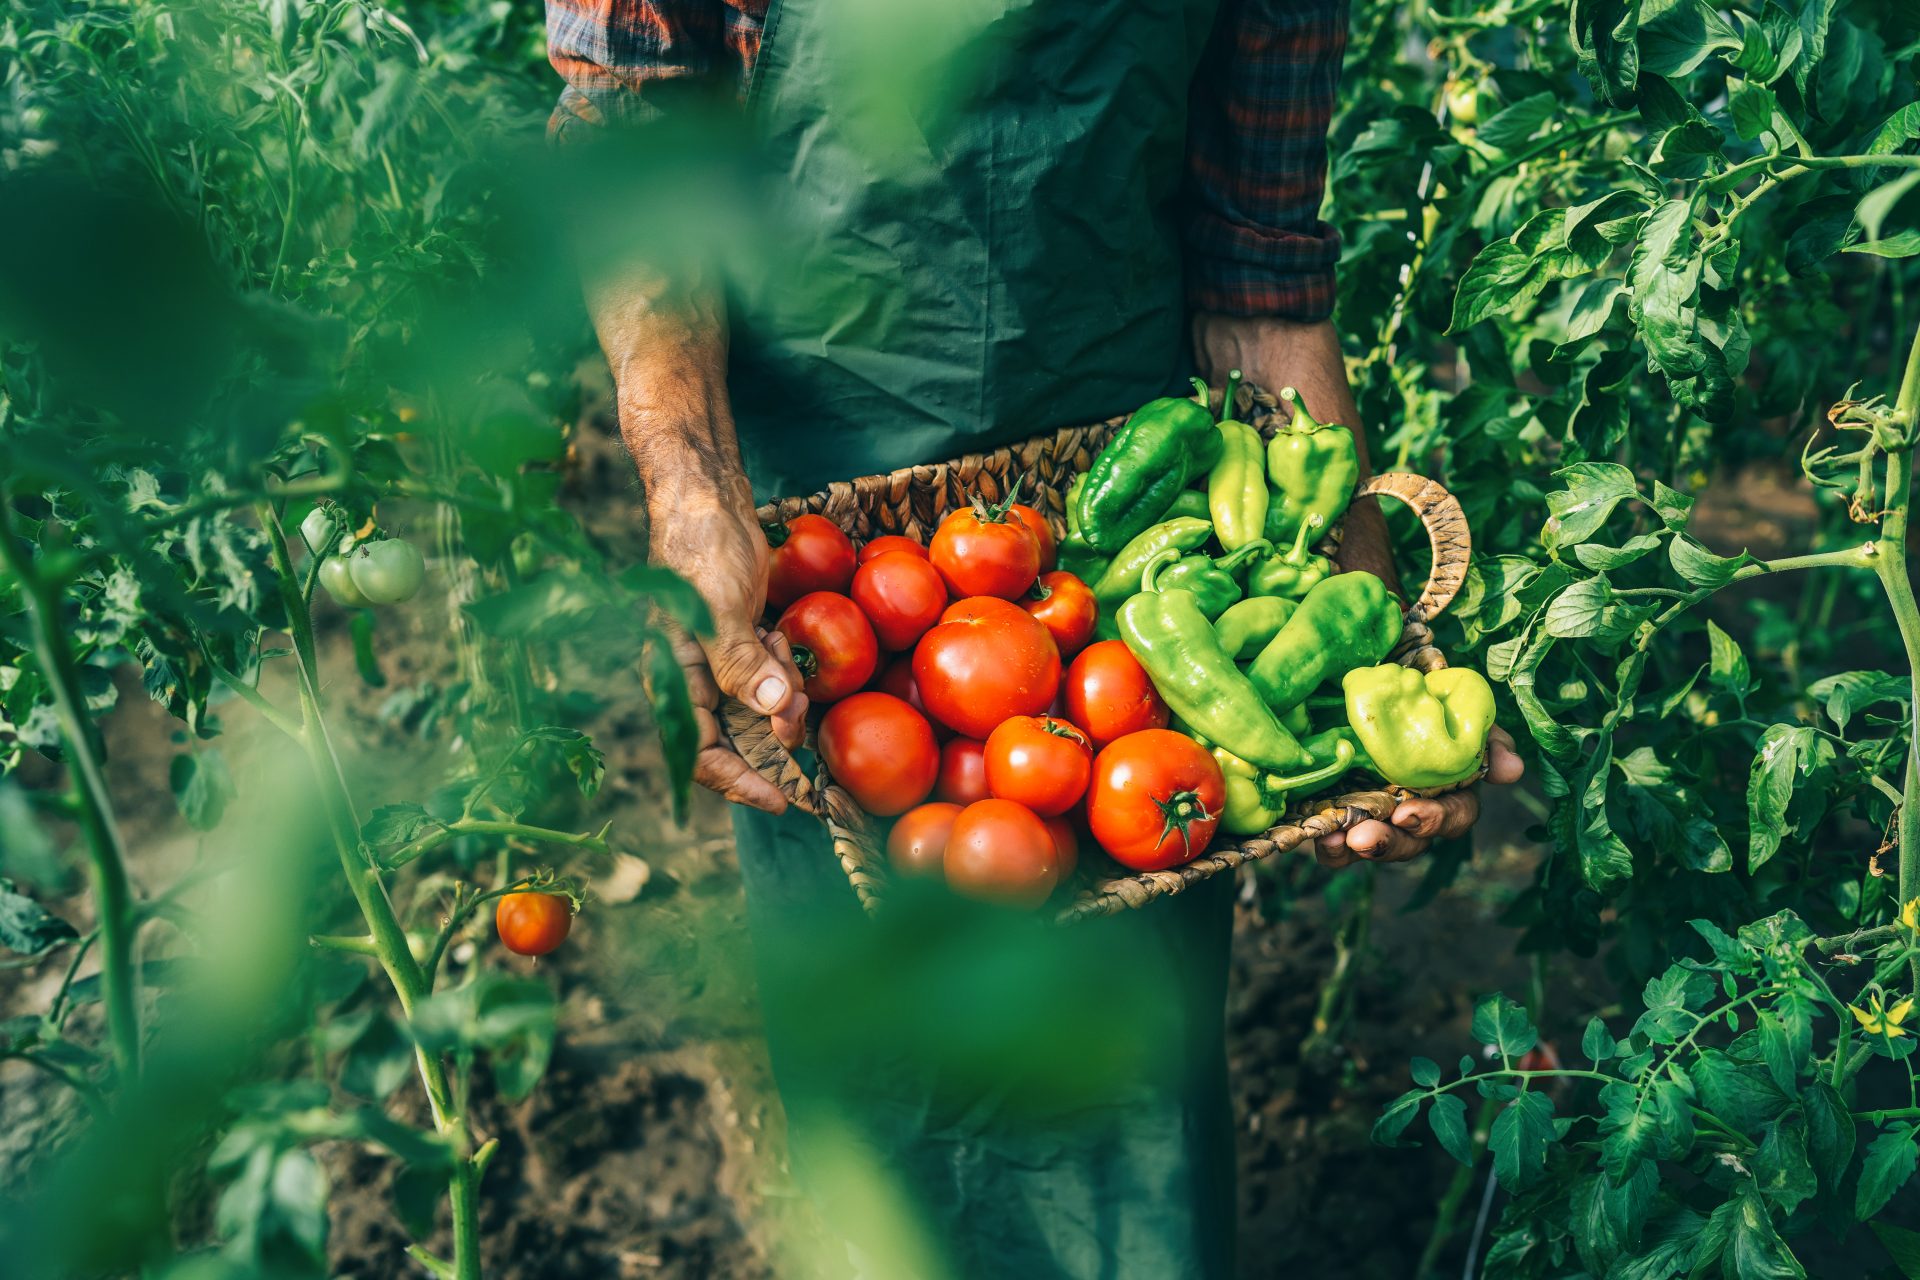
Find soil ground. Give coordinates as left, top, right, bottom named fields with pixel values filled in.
left=7, top=432, right=1820, bottom=1279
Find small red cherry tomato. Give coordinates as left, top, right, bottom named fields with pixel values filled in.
left=775, top=592, right=879, bottom=703
left=888, top=802, right=961, bottom=880
left=497, top=891, right=574, bottom=956
left=1063, top=640, right=1170, bottom=750
left=945, top=799, right=1059, bottom=910
left=817, top=692, right=939, bottom=816
left=1022, top=571, right=1097, bottom=660
left=984, top=715, right=1092, bottom=816
left=929, top=501, right=1040, bottom=600
left=765, top=514, right=856, bottom=612
left=858, top=535, right=929, bottom=565
left=1007, top=503, right=1057, bottom=573
left=936, top=736, right=990, bottom=805
left=851, top=551, right=948, bottom=651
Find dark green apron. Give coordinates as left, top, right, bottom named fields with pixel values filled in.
left=726, top=2, right=1234, bottom=1275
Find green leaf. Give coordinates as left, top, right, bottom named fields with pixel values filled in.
left=1477, top=92, right=1557, bottom=152
left=1473, top=993, right=1540, bottom=1059
left=1858, top=1128, right=1919, bottom=1218
left=1583, top=1016, right=1618, bottom=1062
left=1730, top=79, right=1779, bottom=140
left=1634, top=964, right=1715, bottom=1043
left=1707, top=620, right=1753, bottom=699
left=1727, top=1185, right=1806, bottom=1278
left=1693, top=1049, right=1793, bottom=1130
left=1546, top=462, right=1641, bottom=548
left=1571, top=0, right=1641, bottom=105
left=1752, top=1113, right=1818, bottom=1212
left=1489, top=1090, right=1557, bottom=1189
left=1803, top=1082, right=1857, bottom=1194
left=619, top=564, right=716, bottom=637
left=360, top=803, right=440, bottom=855
left=1637, top=0, right=1743, bottom=77
left=1868, top=1222, right=1920, bottom=1278
left=1806, top=671, right=1910, bottom=732
left=1429, top=1093, right=1473, bottom=1165
left=1449, top=240, right=1544, bottom=332
left=1747, top=725, right=1834, bottom=872
left=0, top=880, right=79, bottom=957
left=1670, top=535, right=1755, bottom=587
left=169, top=748, right=236, bottom=832
left=641, top=631, right=699, bottom=826
left=1545, top=579, right=1655, bottom=646
left=1373, top=1089, right=1423, bottom=1147
left=1573, top=1162, right=1658, bottom=1274
left=1628, top=200, right=1706, bottom=381
left=1574, top=533, right=1664, bottom=571
left=1410, top=1057, right=1441, bottom=1087
left=1846, top=231, right=1920, bottom=259
left=1756, top=1011, right=1799, bottom=1095
left=1858, top=171, right=1920, bottom=243
left=1868, top=103, right=1920, bottom=156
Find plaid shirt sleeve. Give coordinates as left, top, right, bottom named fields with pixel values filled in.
left=545, top=0, right=767, bottom=141
left=1184, top=0, right=1349, bottom=321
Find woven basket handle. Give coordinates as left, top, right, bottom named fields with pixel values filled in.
left=719, top=701, right=820, bottom=817
left=1357, top=472, right=1470, bottom=625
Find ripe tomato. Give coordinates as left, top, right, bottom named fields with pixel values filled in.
left=497, top=891, right=573, bottom=956
left=913, top=599, right=1061, bottom=739
left=318, top=556, right=372, bottom=607
left=766, top=514, right=856, bottom=611
left=858, top=535, right=928, bottom=565
left=874, top=657, right=949, bottom=741
left=936, top=737, right=990, bottom=805
left=851, top=551, right=947, bottom=651
left=1042, top=815, right=1079, bottom=881
left=1023, top=571, right=1097, bottom=660
left=984, top=716, right=1092, bottom=816
left=775, top=592, right=879, bottom=703
left=1063, top=641, right=1170, bottom=750
left=817, top=692, right=939, bottom=816
left=945, top=799, right=1059, bottom=910
left=888, top=802, right=960, bottom=880
left=1086, top=730, right=1226, bottom=872
left=349, top=538, right=426, bottom=604
left=929, top=502, right=1040, bottom=600
left=1007, top=503, right=1057, bottom=573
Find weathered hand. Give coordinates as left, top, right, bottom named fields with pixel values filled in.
left=650, top=487, right=808, bottom=815
left=1313, top=725, right=1524, bottom=867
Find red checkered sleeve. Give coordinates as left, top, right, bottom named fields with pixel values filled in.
left=545, top=0, right=767, bottom=141
left=1185, top=0, right=1348, bottom=321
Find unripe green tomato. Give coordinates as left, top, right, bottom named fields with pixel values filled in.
left=349, top=538, right=426, bottom=604
left=319, top=556, right=373, bottom=607
left=1444, top=80, right=1480, bottom=127
left=300, top=506, right=338, bottom=554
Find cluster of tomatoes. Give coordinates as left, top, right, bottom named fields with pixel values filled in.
left=302, top=504, right=428, bottom=608
left=766, top=497, right=1227, bottom=912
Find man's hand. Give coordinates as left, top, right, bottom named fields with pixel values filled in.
left=1191, top=313, right=1524, bottom=865
left=593, top=262, right=806, bottom=814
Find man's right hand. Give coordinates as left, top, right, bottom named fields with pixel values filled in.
left=649, top=474, right=810, bottom=814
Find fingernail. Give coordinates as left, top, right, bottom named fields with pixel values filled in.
left=753, top=675, right=786, bottom=713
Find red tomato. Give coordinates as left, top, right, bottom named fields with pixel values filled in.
left=766, top=514, right=856, bottom=611
left=1008, top=503, right=1057, bottom=573
left=1042, top=815, right=1079, bottom=881
left=913, top=599, right=1061, bottom=739
left=775, top=592, right=879, bottom=703
left=984, top=716, right=1092, bottom=816
left=888, top=802, right=960, bottom=880
left=1023, top=571, right=1097, bottom=660
left=874, top=657, right=950, bottom=741
left=496, top=892, right=573, bottom=956
left=929, top=503, right=1040, bottom=600
left=817, top=692, right=939, bottom=816
left=1086, top=730, right=1226, bottom=872
left=858, top=535, right=929, bottom=565
left=945, top=799, right=1059, bottom=910
left=936, top=737, right=990, bottom=805
left=851, top=551, right=947, bottom=651
left=1063, top=641, right=1170, bottom=750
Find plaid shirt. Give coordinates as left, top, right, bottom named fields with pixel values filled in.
left=547, top=0, right=1345, bottom=320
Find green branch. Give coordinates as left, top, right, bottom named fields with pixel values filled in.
left=383, top=818, right=611, bottom=871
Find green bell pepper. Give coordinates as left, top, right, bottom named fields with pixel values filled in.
left=1117, top=551, right=1312, bottom=773
left=1343, top=664, right=1495, bottom=788
left=1077, top=381, right=1223, bottom=552
left=1205, top=370, right=1270, bottom=553
left=1155, top=539, right=1272, bottom=622
left=1166, top=489, right=1212, bottom=521
left=1265, top=387, right=1359, bottom=545
left=1056, top=474, right=1112, bottom=582
left=1248, top=513, right=1333, bottom=600
left=1214, top=595, right=1297, bottom=660
left=1090, top=516, right=1213, bottom=608
left=1246, top=571, right=1403, bottom=712
left=1211, top=732, right=1359, bottom=835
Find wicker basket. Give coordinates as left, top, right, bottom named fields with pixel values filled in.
left=720, top=385, right=1477, bottom=925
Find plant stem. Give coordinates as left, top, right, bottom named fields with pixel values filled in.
left=0, top=501, right=141, bottom=1085
left=257, top=503, right=485, bottom=1280
left=1874, top=313, right=1920, bottom=994
left=384, top=818, right=611, bottom=870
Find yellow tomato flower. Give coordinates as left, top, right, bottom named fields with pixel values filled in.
left=1851, top=993, right=1915, bottom=1037
left=1902, top=898, right=1919, bottom=932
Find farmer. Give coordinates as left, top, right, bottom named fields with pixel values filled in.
left=549, top=1, right=1522, bottom=1274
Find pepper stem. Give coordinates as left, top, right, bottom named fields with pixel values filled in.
left=1280, top=386, right=1322, bottom=432
left=1140, top=547, right=1182, bottom=595
left=1221, top=369, right=1243, bottom=422
left=1190, top=377, right=1213, bottom=411
left=1285, top=514, right=1323, bottom=566
left=1270, top=738, right=1356, bottom=800
left=1215, top=538, right=1274, bottom=574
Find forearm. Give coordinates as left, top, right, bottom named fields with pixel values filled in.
left=1190, top=314, right=1397, bottom=589
left=587, top=263, right=752, bottom=518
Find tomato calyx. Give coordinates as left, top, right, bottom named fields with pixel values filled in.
left=788, top=644, right=819, bottom=678
left=1154, top=788, right=1214, bottom=859
left=1040, top=719, right=1085, bottom=744
left=762, top=520, right=791, bottom=548
left=967, top=476, right=1026, bottom=527
left=1027, top=579, right=1053, bottom=601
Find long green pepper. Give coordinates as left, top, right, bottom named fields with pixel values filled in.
left=1245, top=571, right=1402, bottom=712
left=1206, top=370, right=1270, bottom=552
left=1117, top=551, right=1311, bottom=772
left=1075, top=381, right=1222, bottom=552
left=1090, top=516, right=1212, bottom=607
left=1154, top=538, right=1271, bottom=621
